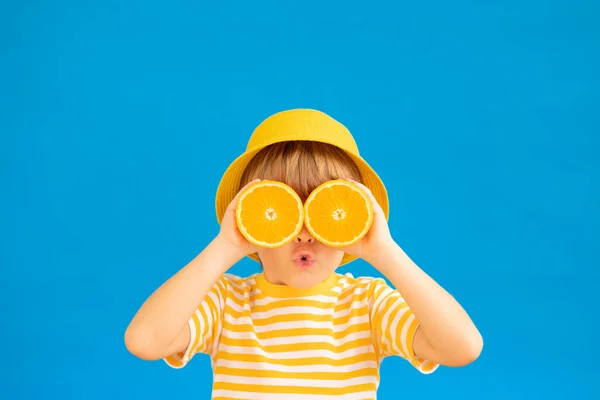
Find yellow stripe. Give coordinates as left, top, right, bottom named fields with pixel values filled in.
left=221, top=321, right=371, bottom=339
left=405, top=317, right=421, bottom=365
left=162, top=274, right=438, bottom=396
left=205, top=291, right=221, bottom=318
left=163, top=354, right=183, bottom=368
left=243, top=298, right=339, bottom=312
left=252, top=288, right=341, bottom=303
left=212, top=382, right=377, bottom=396
left=223, top=305, right=369, bottom=326
left=338, top=282, right=371, bottom=302
left=190, top=311, right=203, bottom=354
left=214, top=366, right=378, bottom=380
left=219, top=336, right=373, bottom=353
left=217, top=351, right=377, bottom=366
left=193, top=306, right=207, bottom=353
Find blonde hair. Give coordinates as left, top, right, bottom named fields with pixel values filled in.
left=239, top=141, right=363, bottom=201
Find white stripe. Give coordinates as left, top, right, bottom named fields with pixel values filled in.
left=211, top=389, right=376, bottom=400
left=226, top=286, right=247, bottom=302
left=214, top=374, right=376, bottom=388
left=372, top=285, right=395, bottom=314
left=171, top=311, right=198, bottom=366
left=225, top=297, right=246, bottom=313
left=205, top=289, right=223, bottom=317
left=378, top=296, right=402, bottom=356
left=255, top=294, right=340, bottom=306
left=212, top=303, right=225, bottom=358
left=224, top=274, right=254, bottom=291
left=337, top=275, right=351, bottom=289
left=336, top=291, right=358, bottom=307
left=249, top=306, right=333, bottom=319
left=221, top=329, right=373, bottom=347
left=217, top=279, right=228, bottom=303
left=194, top=306, right=209, bottom=353
left=216, top=358, right=378, bottom=373
left=245, top=300, right=368, bottom=320
left=380, top=296, right=401, bottom=333
left=219, top=344, right=375, bottom=360
left=398, top=312, right=415, bottom=360
left=226, top=293, right=367, bottom=316
left=224, top=280, right=254, bottom=300
left=350, top=278, right=372, bottom=288
left=333, top=299, right=369, bottom=318
left=223, top=314, right=369, bottom=332
left=338, top=285, right=370, bottom=304
left=388, top=302, right=406, bottom=358
left=331, top=285, right=343, bottom=294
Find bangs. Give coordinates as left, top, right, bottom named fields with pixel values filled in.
left=239, top=141, right=362, bottom=201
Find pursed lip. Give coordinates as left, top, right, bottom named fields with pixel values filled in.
left=292, top=248, right=315, bottom=262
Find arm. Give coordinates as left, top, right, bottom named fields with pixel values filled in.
left=124, top=179, right=259, bottom=361
left=124, top=237, right=242, bottom=360
left=367, top=240, right=483, bottom=367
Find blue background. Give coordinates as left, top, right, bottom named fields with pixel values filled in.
left=1, top=1, right=599, bottom=399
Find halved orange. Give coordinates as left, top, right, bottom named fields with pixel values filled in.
left=304, top=179, right=374, bottom=247
left=235, top=180, right=304, bottom=248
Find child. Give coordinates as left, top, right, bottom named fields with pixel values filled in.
left=125, top=109, right=483, bottom=399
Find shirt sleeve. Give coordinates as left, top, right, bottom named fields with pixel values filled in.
left=163, top=275, right=229, bottom=369
left=368, top=278, right=439, bottom=374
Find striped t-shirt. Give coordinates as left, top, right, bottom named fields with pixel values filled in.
left=164, top=272, right=439, bottom=399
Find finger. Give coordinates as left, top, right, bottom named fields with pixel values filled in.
left=228, top=179, right=261, bottom=211
left=345, top=179, right=383, bottom=213
left=346, top=179, right=374, bottom=198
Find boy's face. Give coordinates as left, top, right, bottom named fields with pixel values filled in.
left=258, top=226, right=345, bottom=289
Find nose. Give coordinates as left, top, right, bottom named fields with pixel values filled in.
left=295, top=227, right=314, bottom=243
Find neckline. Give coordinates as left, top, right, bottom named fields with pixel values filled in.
left=256, top=272, right=340, bottom=298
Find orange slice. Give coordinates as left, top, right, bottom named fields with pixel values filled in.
left=235, top=180, right=304, bottom=248
left=304, top=179, right=374, bottom=247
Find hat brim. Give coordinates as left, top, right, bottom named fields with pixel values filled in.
left=215, top=148, right=389, bottom=266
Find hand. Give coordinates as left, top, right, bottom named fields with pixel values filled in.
left=340, top=179, right=394, bottom=264
left=216, top=179, right=262, bottom=259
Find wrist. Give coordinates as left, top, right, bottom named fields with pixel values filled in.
left=365, top=239, right=403, bottom=272
left=211, top=236, right=246, bottom=268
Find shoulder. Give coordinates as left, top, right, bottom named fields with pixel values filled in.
left=335, top=272, right=390, bottom=297
left=217, top=272, right=260, bottom=294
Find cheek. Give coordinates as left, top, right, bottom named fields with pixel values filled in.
left=257, top=247, right=290, bottom=263
left=323, top=248, right=345, bottom=265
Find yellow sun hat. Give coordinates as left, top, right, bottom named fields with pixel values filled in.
left=215, top=108, right=389, bottom=265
